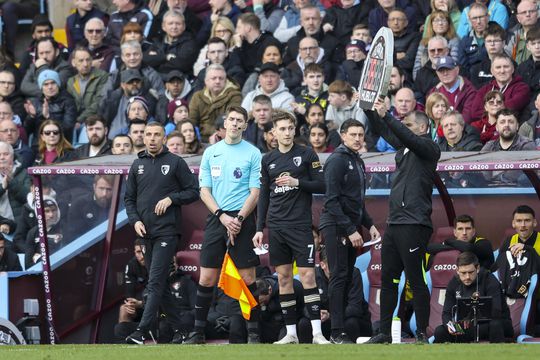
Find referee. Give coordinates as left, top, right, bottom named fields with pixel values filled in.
left=365, top=99, right=441, bottom=344
left=183, top=105, right=262, bottom=344
left=125, top=122, right=199, bottom=344
left=253, top=110, right=329, bottom=344
left=319, top=119, right=380, bottom=344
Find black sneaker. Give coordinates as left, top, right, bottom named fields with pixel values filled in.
left=330, top=332, right=354, bottom=344
left=415, top=331, right=428, bottom=345
left=126, top=329, right=156, bottom=345
left=171, top=331, right=187, bottom=344
left=364, top=333, right=392, bottom=344
left=247, top=332, right=261, bottom=344
left=182, top=331, right=206, bottom=344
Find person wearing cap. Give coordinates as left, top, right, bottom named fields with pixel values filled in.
left=101, top=69, right=163, bottom=139
left=164, top=70, right=192, bottom=102
left=144, top=10, right=199, bottom=75
left=470, top=53, right=531, bottom=122
left=165, top=99, right=189, bottom=135
left=21, top=37, right=75, bottom=98
left=339, top=39, right=368, bottom=89
left=24, top=69, right=78, bottom=143
left=189, top=64, right=242, bottom=141
left=67, top=46, right=109, bottom=126
left=428, top=55, right=477, bottom=124
left=242, top=62, right=295, bottom=113
left=413, top=36, right=450, bottom=104
left=24, top=196, right=65, bottom=269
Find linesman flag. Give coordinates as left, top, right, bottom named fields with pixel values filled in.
left=218, top=253, right=258, bottom=320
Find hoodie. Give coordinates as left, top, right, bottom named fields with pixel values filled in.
left=242, top=80, right=295, bottom=112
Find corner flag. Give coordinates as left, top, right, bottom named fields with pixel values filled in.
left=218, top=253, right=258, bottom=320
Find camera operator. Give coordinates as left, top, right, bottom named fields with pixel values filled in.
left=433, top=252, right=513, bottom=343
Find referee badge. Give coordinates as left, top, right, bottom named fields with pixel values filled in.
left=293, top=156, right=302, bottom=167
left=161, top=165, right=170, bottom=175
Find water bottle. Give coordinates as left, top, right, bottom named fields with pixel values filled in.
left=391, top=317, right=401, bottom=344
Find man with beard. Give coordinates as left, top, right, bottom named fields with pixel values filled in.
left=387, top=66, right=405, bottom=108
left=482, top=109, right=535, bottom=185
left=73, top=115, right=111, bottom=159
left=128, top=121, right=146, bottom=154
left=66, top=175, right=115, bottom=238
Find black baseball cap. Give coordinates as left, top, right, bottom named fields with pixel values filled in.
left=164, top=70, right=185, bottom=82
left=121, top=69, right=143, bottom=83
left=258, top=62, right=280, bottom=74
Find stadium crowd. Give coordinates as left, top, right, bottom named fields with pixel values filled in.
left=1, top=0, right=540, bottom=346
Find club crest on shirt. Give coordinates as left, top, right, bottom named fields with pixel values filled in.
left=161, top=165, right=170, bottom=175
left=138, top=165, right=144, bottom=174
left=293, top=156, right=302, bottom=167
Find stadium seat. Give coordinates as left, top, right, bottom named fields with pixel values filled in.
left=431, top=227, right=454, bottom=244
left=175, top=250, right=201, bottom=283
left=507, top=274, right=538, bottom=340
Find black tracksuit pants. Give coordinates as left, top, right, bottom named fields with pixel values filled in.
left=379, top=224, right=432, bottom=335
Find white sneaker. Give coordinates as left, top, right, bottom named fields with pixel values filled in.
left=273, top=334, right=299, bottom=344
left=312, top=333, right=331, bottom=344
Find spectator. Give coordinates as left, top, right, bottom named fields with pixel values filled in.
left=284, top=5, right=342, bottom=65
left=165, top=98, right=189, bottom=134
left=274, top=0, right=310, bottom=43
left=338, top=40, right=368, bottom=89
left=208, top=116, right=226, bottom=145
left=19, top=15, right=70, bottom=76
left=147, top=0, right=202, bottom=41
left=20, top=37, right=75, bottom=98
left=251, top=0, right=285, bottom=34
left=505, top=0, right=539, bottom=65
left=144, top=10, right=199, bottom=75
left=368, top=0, right=417, bottom=38
left=34, top=120, right=74, bottom=165
left=189, top=64, right=242, bottom=141
left=308, top=123, right=334, bottom=153
left=428, top=214, right=494, bottom=270
left=242, top=43, right=285, bottom=97
left=0, top=141, right=31, bottom=223
left=471, top=90, right=504, bottom=144
left=0, top=234, right=22, bottom=271
left=0, top=70, right=26, bottom=121
left=282, top=37, right=334, bottom=95
left=193, top=37, right=245, bottom=92
left=72, top=115, right=112, bottom=159
left=470, top=54, right=530, bottom=121
left=193, top=16, right=237, bottom=77
left=519, top=92, right=540, bottom=147
left=176, top=120, right=204, bottom=155
left=388, top=8, right=421, bottom=81
left=0, top=115, right=33, bottom=168
left=241, top=62, right=295, bottom=112
left=456, top=0, right=508, bottom=39
left=166, top=130, right=185, bottom=155
left=67, top=47, right=109, bottom=126
left=425, top=92, right=450, bottom=141
left=65, top=0, right=109, bottom=50
left=233, top=13, right=281, bottom=76
left=469, top=22, right=506, bottom=88
left=111, top=134, right=133, bottom=154
left=421, top=0, right=461, bottom=39
left=429, top=55, right=477, bottom=123
left=101, top=41, right=165, bottom=100
left=438, top=111, right=482, bottom=151
left=350, top=23, right=372, bottom=48
left=321, top=0, right=371, bottom=46
left=24, top=70, right=78, bottom=143
left=106, top=0, right=154, bottom=49
left=127, top=121, right=146, bottom=154
left=413, top=36, right=450, bottom=104
left=325, top=80, right=368, bottom=131
left=387, top=66, right=406, bottom=107
left=243, top=94, right=273, bottom=150
left=164, top=70, right=192, bottom=103
left=457, top=3, right=488, bottom=77
left=196, top=0, right=242, bottom=46
left=391, top=87, right=420, bottom=121
left=300, top=103, right=340, bottom=148
left=2, top=0, right=40, bottom=56
left=414, top=10, right=459, bottom=81
left=67, top=175, right=114, bottom=237
left=291, top=63, right=329, bottom=124
left=82, top=18, right=116, bottom=72
left=517, top=27, right=540, bottom=98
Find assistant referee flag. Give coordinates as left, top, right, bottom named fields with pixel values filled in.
left=218, top=253, right=258, bottom=320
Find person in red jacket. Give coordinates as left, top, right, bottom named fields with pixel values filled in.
left=470, top=54, right=531, bottom=121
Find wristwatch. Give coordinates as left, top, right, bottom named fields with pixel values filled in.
left=236, top=215, right=244, bottom=222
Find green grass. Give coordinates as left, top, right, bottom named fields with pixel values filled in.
left=1, top=344, right=540, bottom=360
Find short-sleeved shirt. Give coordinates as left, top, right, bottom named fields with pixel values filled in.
left=199, top=139, right=262, bottom=211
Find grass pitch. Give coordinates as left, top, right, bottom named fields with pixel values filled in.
left=1, top=344, right=540, bottom=360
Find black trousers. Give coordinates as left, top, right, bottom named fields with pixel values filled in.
left=321, top=224, right=356, bottom=333
left=138, top=236, right=182, bottom=332
left=433, top=319, right=514, bottom=343
left=379, top=224, right=432, bottom=335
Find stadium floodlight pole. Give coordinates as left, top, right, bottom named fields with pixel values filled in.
left=32, top=174, right=58, bottom=344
